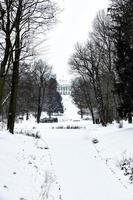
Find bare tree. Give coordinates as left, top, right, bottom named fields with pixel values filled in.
left=0, top=0, right=58, bottom=133
left=71, top=77, right=96, bottom=121
left=0, top=0, right=16, bottom=113
left=33, top=59, right=52, bottom=123
left=91, top=10, right=116, bottom=123
left=69, top=10, right=118, bottom=125
left=69, top=41, right=107, bottom=126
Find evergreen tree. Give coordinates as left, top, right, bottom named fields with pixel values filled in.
left=44, top=78, right=63, bottom=118
left=109, top=0, right=133, bottom=121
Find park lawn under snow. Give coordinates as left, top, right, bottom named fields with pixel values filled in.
left=36, top=121, right=133, bottom=200
left=1, top=96, right=133, bottom=200
left=0, top=129, right=61, bottom=200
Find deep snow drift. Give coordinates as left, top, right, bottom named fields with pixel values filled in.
left=0, top=95, right=133, bottom=200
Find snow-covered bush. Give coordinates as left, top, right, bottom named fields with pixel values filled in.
left=52, top=125, right=85, bottom=129
left=118, top=156, right=133, bottom=183
left=15, top=130, right=41, bottom=139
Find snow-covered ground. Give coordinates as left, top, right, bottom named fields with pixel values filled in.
left=0, top=95, right=133, bottom=200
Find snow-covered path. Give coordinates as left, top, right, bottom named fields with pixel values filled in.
left=38, top=95, right=133, bottom=200
left=1, top=96, right=133, bottom=200
left=42, top=129, right=132, bottom=200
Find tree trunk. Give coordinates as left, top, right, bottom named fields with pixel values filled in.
left=80, top=108, right=83, bottom=119
left=81, top=78, right=95, bottom=124
left=37, top=81, right=46, bottom=123
left=93, top=77, right=106, bottom=126
left=7, top=19, right=21, bottom=133
left=0, top=35, right=11, bottom=113
left=26, top=112, right=29, bottom=120
left=128, top=113, right=132, bottom=123
left=0, top=79, right=5, bottom=113
left=37, top=86, right=41, bottom=123
left=37, top=105, right=41, bottom=123
left=7, top=60, right=19, bottom=133
left=90, top=108, right=95, bottom=124
left=7, top=0, right=22, bottom=134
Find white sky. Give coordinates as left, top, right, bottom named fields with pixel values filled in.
left=38, top=0, right=109, bottom=81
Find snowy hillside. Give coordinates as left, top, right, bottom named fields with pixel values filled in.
left=0, top=95, right=133, bottom=200
left=61, top=95, right=80, bottom=120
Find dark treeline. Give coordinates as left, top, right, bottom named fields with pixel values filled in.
left=0, top=0, right=61, bottom=133
left=2, top=59, right=63, bottom=129
left=69, top=0, right=133, bottom=127
left=17, top=60, right=63, bottom=123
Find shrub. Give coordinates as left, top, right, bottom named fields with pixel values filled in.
left=52, top=125, right=85, bottom=129
left=118, top=156, right=133, bottom=183
left=15, top=130, right=41, bottom=139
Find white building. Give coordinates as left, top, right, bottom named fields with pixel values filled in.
left=57, top=80, right=71, bottom=95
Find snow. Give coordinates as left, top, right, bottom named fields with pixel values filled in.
left=39, top=123, right=133, bottom=200
left=0, top=95, right=133, bottom=200
left=60, top=95, right=81, bottom=121
left=0, top=131, right=60, bottom=200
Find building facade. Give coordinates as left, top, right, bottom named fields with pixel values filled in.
left=57, top=80, right=71, bottom=95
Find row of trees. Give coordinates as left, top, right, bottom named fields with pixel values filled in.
left=69, top=0, right=133, bottom=126
left=3, top=59, right=64, bottom=127
left=17, top=60, right=63, bottom=123
left=0, top=0, right=59, bottom=133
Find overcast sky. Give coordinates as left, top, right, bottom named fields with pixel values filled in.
left=39, top=0, right=109, bottom=81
